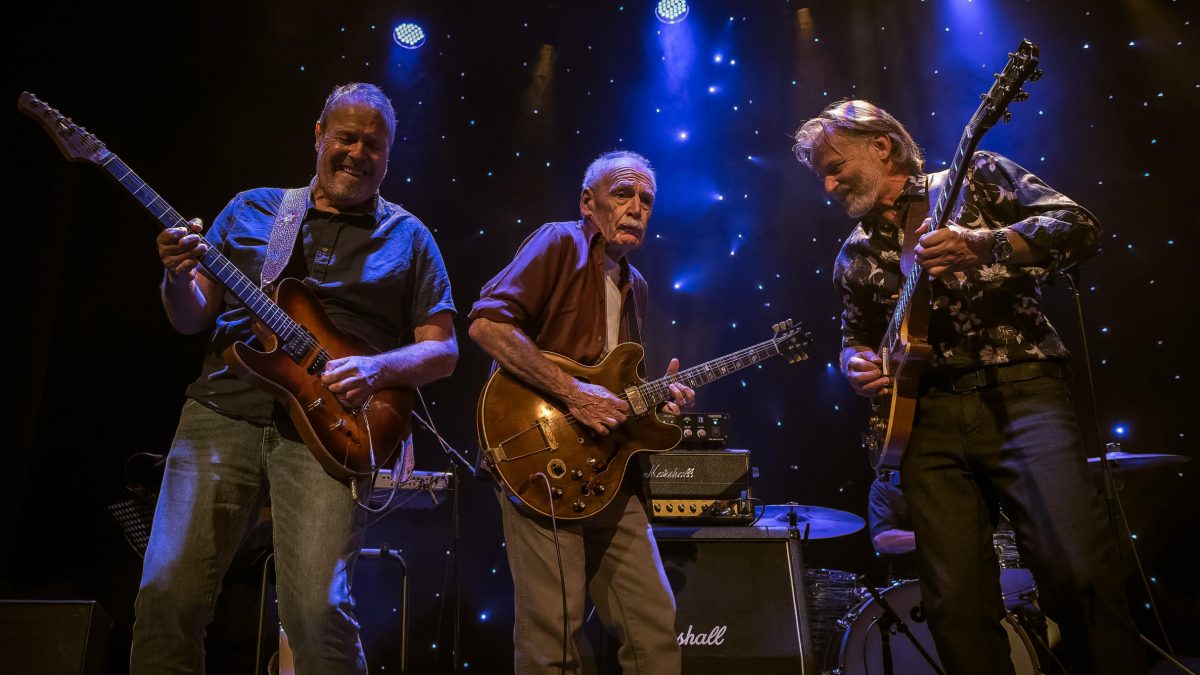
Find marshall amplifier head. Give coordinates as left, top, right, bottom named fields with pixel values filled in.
left=639, top=448, right=752, bottom=523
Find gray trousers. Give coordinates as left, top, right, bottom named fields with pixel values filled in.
left=495, top=481, right=681, bottom=675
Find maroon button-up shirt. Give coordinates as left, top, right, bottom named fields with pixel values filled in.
left=469, top=219, right=648, bottom=365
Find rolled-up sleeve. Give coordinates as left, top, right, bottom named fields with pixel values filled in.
left=963, top=151, right=1101, bottom=276
left=469, top=224, right=566, bottom=332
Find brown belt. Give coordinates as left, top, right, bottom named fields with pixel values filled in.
left=924, top=361, right=1067, bottom=393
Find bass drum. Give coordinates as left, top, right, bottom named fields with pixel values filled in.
left=825, top=579, right=1039, bottom=675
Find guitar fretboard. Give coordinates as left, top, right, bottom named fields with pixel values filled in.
left=637, top=337, right=783, bottom=406
left=101, top=155, right=301, bottom=343
left=880, top=111, right=986, bottom=349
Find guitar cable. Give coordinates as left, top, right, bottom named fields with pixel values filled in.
left=532, top=471, right=570, bottom=675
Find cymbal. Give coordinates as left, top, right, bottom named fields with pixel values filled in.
left=758, top=503, right=865, bottom=539
left=1087, top=451, right=1190, bottom=471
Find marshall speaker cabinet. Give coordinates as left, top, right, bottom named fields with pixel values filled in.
left=653, top=525, right=816, bottom=673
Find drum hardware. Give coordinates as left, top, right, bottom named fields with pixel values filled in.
left=825, top=579, right=1042, bottom=675
left=856, top=577, right=944, bottom=675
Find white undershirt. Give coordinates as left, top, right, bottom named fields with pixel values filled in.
left=604, top=256, right=622, bottom=354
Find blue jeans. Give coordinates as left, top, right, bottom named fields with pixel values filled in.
left=903, top=374, right=1145, bottom=675
left=130, top=400, right=369, bottom=674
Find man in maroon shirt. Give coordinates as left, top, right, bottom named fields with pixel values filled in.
left=470, top=150, right=691, bottom=674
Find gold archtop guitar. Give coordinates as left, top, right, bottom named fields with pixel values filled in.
left=863, top=40, right=1043, bottom=470
left=478, top=320, right=810, bottom=520
left=19, top=91, right=413, bottom=481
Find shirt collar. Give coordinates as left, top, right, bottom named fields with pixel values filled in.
left=302, top=176, right=388, bottom=223
left=861, top=173, right=927, bottom=234
left=578, top=218, right=632, bottom=285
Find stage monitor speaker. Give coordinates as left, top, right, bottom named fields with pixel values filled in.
left=0, top=600, right=112, bottom=675
left=654, top=525, right=815, bottom=674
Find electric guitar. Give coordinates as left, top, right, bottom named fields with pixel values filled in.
left=19, top=91, right=413, bottom=481
left=862, top=39, right=1043, bottom=470
left=477, top=320, right=810, bottom=520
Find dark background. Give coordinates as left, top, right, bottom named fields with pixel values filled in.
left=9, top=0, right=1198, bottom=672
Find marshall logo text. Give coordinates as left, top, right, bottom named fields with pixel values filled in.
left=677, top=624, right=728, bottom=647
left=643, top=464, right=696, bottom=480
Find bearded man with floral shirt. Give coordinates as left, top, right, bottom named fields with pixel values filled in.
left=792, top=99, right=1145, bottom=675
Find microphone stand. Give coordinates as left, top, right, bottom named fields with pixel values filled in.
left=1057, top=266, right=1184, bottom=670
left=858, top=578, right=944, bottom=675
left=410, top=394, right=476, bottom=675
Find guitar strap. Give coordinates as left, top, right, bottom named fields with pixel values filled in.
left=261, top=179, right=317, bottom=289
left=899, top=171, right=948, bottom=276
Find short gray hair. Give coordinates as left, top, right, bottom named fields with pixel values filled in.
left=318, top=83, right=397, bottom=144
left=793, top=99, right=924, bottom=174
left=581, top=150, right=657, bottom=190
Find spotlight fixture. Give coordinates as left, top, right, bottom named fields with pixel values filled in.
left=655, top=0, right=689, bottom=24
left=393, top=22, right=426, bottom=49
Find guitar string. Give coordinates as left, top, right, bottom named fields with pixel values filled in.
left=89, top=134, right=329, bottom=365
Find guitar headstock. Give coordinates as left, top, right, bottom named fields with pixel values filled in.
left=977, top=38, right=1042, bottom=130
left=771, top=319, right=812, bottom=364
left=17, top=91, right=111, bottom=165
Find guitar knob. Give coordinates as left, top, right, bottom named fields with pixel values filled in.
left=552, top=487, right=563, bottom=498
left=572, top=500, right=586, bottom=513
left=594, top=484, right=606, bottom=495
left=571, top=469, right=584, bottom=480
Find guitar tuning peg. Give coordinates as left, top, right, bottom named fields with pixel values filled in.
left=1014, top=90, right=1030, bottom=102
left=785, top=319, right=793, bottom=328
left=1003, top=110, right=1012, bottom=124
left=1030, top=69, right=1044, bottom=81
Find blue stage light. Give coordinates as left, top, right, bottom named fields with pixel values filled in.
left=655, top=0, right=689, bottom=24
left=1113, top=424, right=1128, bottom=437
left=393, top=22, right=426, bottom=49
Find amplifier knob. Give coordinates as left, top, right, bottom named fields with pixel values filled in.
left=665, top=504, right=673, bottom=512
left=683, top=428, right=693, bottom=437
left=697, top=429, right=707, bottom=438
left=653, top=503, right=661, bottom=512
left=690, top=504, right=697, bottom=513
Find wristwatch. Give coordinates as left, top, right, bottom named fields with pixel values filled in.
left=992, top=229, right=1014, bottom=263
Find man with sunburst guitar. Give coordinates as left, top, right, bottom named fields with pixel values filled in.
left=469, top=151, right=691, bottom=674
left=792, top=99, right=1144, bottom=674
left=130, top=83, right=458, bottom=674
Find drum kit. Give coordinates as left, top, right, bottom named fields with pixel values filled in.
left=759, top=448, right=1189, bottom=674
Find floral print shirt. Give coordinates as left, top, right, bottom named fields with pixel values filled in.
left=833, top=151, right=1100, bottom=371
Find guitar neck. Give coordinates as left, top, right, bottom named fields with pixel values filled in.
left=101, top=155, right=299, bottom=340
left=881, top=112, right=990, bottom=349
left=636, top=337, right=782, bottom=407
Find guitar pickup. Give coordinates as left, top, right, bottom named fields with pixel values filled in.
left=537, top=405, right=559, bottom=451
left=623, top=386, right=649, bottom=415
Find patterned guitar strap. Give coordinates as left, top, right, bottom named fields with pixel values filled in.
left=260, top=179, right=316, bottom=290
